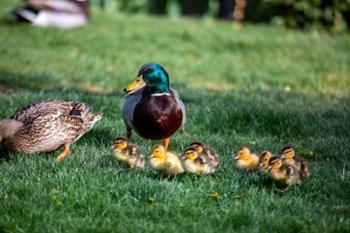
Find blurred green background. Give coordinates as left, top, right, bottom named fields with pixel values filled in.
left=87, top=0, right=350, bottom=31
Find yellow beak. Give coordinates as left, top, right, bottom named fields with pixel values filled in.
left=124, top=75, right=146, bottom=95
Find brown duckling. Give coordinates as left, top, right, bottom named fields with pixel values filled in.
left=0, top=100, right=102, bottom=161
left=258, top=150, right=277, bottom=174
left=280, top=146, right=310, bottom=177
left=149, top=144, right=184, bottom=176
left=111, top=137, right=145, bottom=169
left=233, top=147, right=259, bottom=171
left=189, top=141, right=219, bottom=170
left=181, top=147, right=217, bottom=175
left=268, top=157, right=301, bottom=186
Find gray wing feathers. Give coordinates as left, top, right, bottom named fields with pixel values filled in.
left=122, top=89, right=143, bottom=129
left=171, top=88, right=186, bottom=128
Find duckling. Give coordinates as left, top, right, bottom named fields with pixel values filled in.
left=181, top=147, right=216, bottom=175
left=258, top=150, right=277, bottom=174
left=111, top=137, right=145, bottom=169
left=189, top=141, right=220, bottom=169
left=233, top=147, right=259, bottom=171
left=268, top=157, right=300, bottom=186
left=280, top=146, right=310, bottom=177
left=149, top=144, right=184, bottom=176
left=0, top=100, right=102, bottom=161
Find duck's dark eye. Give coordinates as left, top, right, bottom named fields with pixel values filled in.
left=146, top=68, right=154, bottom=73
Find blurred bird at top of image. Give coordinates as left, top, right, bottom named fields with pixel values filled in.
left=11, top=0, right=90, bottom=29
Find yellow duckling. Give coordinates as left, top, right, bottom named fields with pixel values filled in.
left=111, top=137, right=145, bottom=169
left=233, top=147, right=259, bottom=171
left=280, top=146, right=310, bottom=177
left=258, top=150, right=277, bottom=174
left=149, top=144, right=184, bottom=176
left=189, top=141, right=220, bottom=170
left=181, top=147, right=217, bottom=175
left=268, top=157, right=300, bottom=186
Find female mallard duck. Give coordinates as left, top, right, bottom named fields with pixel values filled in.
left=111, top=137, right=145, bottom=169
left=123, top=63, right=186, bottom=149
left=0, top=100, right=102, bottom=161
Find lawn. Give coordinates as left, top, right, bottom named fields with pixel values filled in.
left=0, top=1, right=350, bottom=233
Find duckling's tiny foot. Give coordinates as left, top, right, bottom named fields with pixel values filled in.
left=163, top=137, right=170, bottom=150
left=56, top=144, right=70, bottom=161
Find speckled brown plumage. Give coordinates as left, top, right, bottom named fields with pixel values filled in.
left=0, top=100, right=102, bottom=159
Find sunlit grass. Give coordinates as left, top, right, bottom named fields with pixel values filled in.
left=0, top=3, right=349, bottom=233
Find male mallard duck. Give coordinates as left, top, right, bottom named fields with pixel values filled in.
left=181, top=146, right=218, bottom=175
left=189, top=141, right=220, bottom=169
left=149, top=144, right=184, bottom=176
left=280, top=146, right=310, bottom=177
left=233, top=147, right=259, bottom=171
left=258, top=150, right=277, bottom=174
left=123, top=63, right=186, bottom=149
left=0, top=100, right=102, bottom=161
left=111, top=137, right=145, bottom=169
left=268, top=157, right=301, bottom=186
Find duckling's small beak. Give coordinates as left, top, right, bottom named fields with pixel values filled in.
left=259, top=163, right=264, bottom=168
left=232, top=155, right=238, bottom=160
left=268, top=165, right=272, bottom=170
left=124, top=75, right=146, bottom=95
left=280, top=155, right=285, bottom=159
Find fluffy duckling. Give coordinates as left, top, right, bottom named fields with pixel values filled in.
left=111, top=137, right=145, bottom=169
left=280, top=146, right=310, bottom=177
left=258, top=150, right=277, bottom=174
left=233, top=147, right=259, bottom=171
left=149, top=144, right=184, bottom=176
left=181, top=147, right=217, bottom=175
left=268, top=157, right=300, bottom=186
left=189, top=141, right=219, bottom=169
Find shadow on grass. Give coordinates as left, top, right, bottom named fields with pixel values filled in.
left=0, top=69, right=122, bottom=96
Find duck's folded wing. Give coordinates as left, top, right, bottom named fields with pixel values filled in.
left=123, top=88, right=143, bottom=128
left=171, top=88, right=186, bottom=128
left=11, top=100, right=74, bottom=121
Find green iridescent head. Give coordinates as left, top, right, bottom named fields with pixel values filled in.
left=138, top=63, right=170, bottom=94
left=124, top=63, right=170, bottom=95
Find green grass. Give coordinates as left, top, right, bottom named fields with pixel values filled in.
left=0, top=2, right=350, bottom=232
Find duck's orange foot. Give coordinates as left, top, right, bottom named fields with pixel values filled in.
left=56, top=144, right=70, bottom=161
